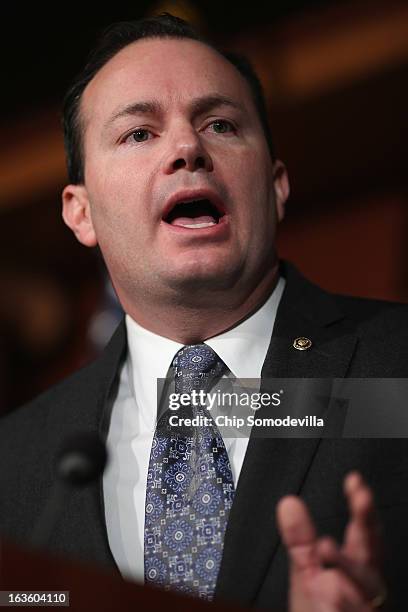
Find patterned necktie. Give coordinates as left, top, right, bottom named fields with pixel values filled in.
left=144, top=344, right=235, bottom=600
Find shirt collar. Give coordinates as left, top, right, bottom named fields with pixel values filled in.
left=206, top=276, right=285, bottom=378
left=125, top=276, right=285, bottom=424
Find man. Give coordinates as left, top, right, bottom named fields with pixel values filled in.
left=1, top=13, right=407, bottom=611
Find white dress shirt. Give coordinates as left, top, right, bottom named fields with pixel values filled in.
left=103, top=277, right=285, bottom=582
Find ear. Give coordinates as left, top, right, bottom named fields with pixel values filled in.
left=272, top=160, right=290, bottom=222
left=62, top=184, right=97, bottom=247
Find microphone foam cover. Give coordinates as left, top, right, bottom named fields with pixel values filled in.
left=56, top=432, right=108, bottom=486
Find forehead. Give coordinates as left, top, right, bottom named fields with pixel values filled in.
left=81, top=37, right=256, bottom=126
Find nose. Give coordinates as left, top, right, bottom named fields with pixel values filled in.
left=163, top=126, right=213, bottom=174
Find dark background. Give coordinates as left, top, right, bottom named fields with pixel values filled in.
left=1, top=0, right=407, bottom=411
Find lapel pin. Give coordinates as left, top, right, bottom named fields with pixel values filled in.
left=293, top=337, right=312, bottom=351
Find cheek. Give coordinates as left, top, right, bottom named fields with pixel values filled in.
left=87, top=172, right=140, bottom=229
left=86, top=147, right=146, bottom=199
left=94, top=162, right=156, bottom=231
left=228, top=144, right=273, bottom=194
left=232, top=166, right=275, bottom=226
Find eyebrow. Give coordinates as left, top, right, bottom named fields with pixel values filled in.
left=104, top=94, right=244, bottom=130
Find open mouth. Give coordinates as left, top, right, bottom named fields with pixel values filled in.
left=163, top=198, right=225, bottom=229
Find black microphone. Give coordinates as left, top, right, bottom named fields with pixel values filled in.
left=30, top=432, right=108, bottom=549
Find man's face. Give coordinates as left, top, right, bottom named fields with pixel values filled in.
left=63, top=38, right=288, bottom=309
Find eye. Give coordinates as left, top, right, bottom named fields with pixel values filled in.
left=208, top=119, right=235, bottom=134
left=124, top=128, right=153, bottom=143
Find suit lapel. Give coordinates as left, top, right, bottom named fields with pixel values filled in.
left=54, top=319, right=127, bottom=571
left=215, top=262, right=358, bottom=605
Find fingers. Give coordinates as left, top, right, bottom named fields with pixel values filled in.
left=316, top=536, right=383, bottom=601
left=276, top=495, right=319, bottom=572
left=344, top=472, right=375, bottom=527
left=343, top=472, right=382, bottom=566
left=316, top=536, right=340, bottom=568
left=278, top=474, right=386, bottom=611
left=314, top=472, right=385, bottom=602
left=308, top=568, right=373, bottom=612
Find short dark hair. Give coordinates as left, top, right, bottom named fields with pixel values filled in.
left=62, top=13, right=275, bottom=185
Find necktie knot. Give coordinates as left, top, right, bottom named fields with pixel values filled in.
left=172, top=344, right=226, bottom=394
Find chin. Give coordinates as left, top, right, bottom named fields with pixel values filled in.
left=165, top=262, right=241, bottom=293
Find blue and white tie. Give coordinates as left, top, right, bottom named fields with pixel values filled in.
left=144, top=344, right=235, bottom=600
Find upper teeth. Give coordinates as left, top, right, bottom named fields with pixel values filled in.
left=180, top=222, right=217, bottom=229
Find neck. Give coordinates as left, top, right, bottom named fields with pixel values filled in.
left=120, top=263, right=280, bottom=344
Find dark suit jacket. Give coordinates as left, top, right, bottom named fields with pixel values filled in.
left=1, top=262, right=408, bottom=610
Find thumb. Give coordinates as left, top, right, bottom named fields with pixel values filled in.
left=276, top=495, right=320, bottom=573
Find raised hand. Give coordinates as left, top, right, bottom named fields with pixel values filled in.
left=276, top=472, right=387, bottom=612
